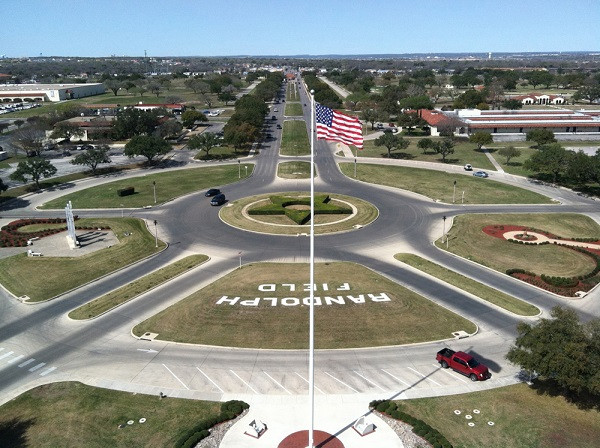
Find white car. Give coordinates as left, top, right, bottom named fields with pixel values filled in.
left=464, top=164, right=473, bottom=171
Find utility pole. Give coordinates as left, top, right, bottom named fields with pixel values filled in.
left=453, top=180, right=457, bottom=204
left=153, top=220, right=158, bottom=248
left=153, top=181, right=156, bottom=204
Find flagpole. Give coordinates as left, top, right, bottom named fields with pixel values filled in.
left=308, top=89, right=316, bottom=448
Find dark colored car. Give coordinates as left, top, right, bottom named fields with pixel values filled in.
left=473, top=171, right=489, bottom=178
left=271, top=115, right=277, bottom=120
left=276, top=124, right=282, bottom=129
left=210, top=193, right=226, bottom=206
left=205, top=188, right=221, bottom=197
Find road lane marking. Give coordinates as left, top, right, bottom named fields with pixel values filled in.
left=433, top=363, right=469, bottom=384
left=229, top=370, right=258, bottom=394
left=353, top=370, right=385, bottom=391
left=196, top=367, right=224, bottom=393
left=8, top=355, right=24, bottom=364
left=0, top=351, right=14, bottom=360
left=294, top=372, right=324, bottom=394
left=263, top=371, right=292, bottom=395
left=408, top=367, right=442, bottom=386
left=162, top=364, right=189, bottom=390
left=18, top=359, right=35, bottom=368
left=29, top=362, right=46, bottom=372
left=39, top=367, right=57, bottom=376
left=381, top=369, right=412, bottom=387
left=324, top=371, right=358, bottom=393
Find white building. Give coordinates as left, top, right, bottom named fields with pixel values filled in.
left=0, top=83, right=105, bottom=103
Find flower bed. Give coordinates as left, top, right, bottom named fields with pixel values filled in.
left=0, top=218, right=111, bottom=247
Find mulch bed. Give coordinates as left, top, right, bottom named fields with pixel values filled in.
left=278, top=430, right=345, bottom=448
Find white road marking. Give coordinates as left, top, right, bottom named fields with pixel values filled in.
left=18, top=359, right=35, bottom=368
left=294, top=371, right=324, bottom=394
left=353, top=370, right=385, bottom=391
left=39, top=367, right=57, bottom=376
left=433, top=363, right=469, bottom=384
left=408, top=366, right=442, bottom=386
left=381, top=369, right=412, bottom=387
left=263, top=371, right=292, bottom=395
left=28, top=362, right=46, bottom=372
left=229, top=369, right=258, bottom=394
left=196, top=367, right=224, bottom=393
left=7, top=355, right=24, bottom=364
left=324, top=371, right=358, bottom=393
left=162, top=364, right=189, bottom=390
left=0, top=351, right=14, bottom=360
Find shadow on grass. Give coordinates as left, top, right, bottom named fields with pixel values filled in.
left=386, top=152, right=415, bottom=160
left=530, top=378, right=600, bottom=411
left=0, top=417, right=36, bottom=448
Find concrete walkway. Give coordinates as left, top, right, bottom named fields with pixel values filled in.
left=481, top=146, right=505, bottom=173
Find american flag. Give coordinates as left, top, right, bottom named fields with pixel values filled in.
left=315, top=103, right=363, bottom=149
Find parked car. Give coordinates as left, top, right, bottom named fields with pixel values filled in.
left=210, top=193, right=226, bottom=206
left=473, top=171, right=489, bottom=178
left=464, top=164, right=473, bottom=171
left=205, top=188, right=221, bottom=197
left=271, top=115, right=277, bottom=120
left=273, top=108, right=278, bottom=112
left=436, top=348, right=491, bottom=381
left=276, top=124, right=282, bottom=129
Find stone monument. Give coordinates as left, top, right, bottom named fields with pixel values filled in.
left=65, top=201, right=79, bottom=249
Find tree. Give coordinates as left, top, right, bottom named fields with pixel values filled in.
left=453, top=89, right=487, bottom=109
left=113, top=108, right=160, bottom=139
left=469, top=132, right=493, bottom=150
left=104, top=79, right=122, bottom=96
left=124, top=135, right=171, bottom=163
left=49, top=122, right=84, bottom=142
left=12, top=126, right=46, bottom=156
left=0, top=123, right=9, bottom=134
left=181, top=109, right=207, bottom=128
left=573, top=82, right=600, bottom=104
left=123, top=81, right=137, bottom=93
left=417, top=138, right=434, bottom=154
left=374, top=133, right=409, bottom=158
left=397, top=112, right=426, bottom=135
left=526, top=129, right=556, bottom=147
left=218, top=91, right=236, bottom=106
left=155, top=120, right=183, bottom=139
left=502, top=99, right=523, bottom=110
left=70, top=144, right=111, bottom=175
left=523, top=143, right=569, bottom=182
left=0, top=177, right=7, bottom=195
left=224, top=122, right=258, bottom=150
left=526, top=71, right=554, bottom=89
left=9, top=158, right=57, bottom=189
left=498, top=146, right=521, bottom=164
left=361, top=108, right=379, bottom=130
left=188, top=132, right=220, bottom=157
left=201, top=93, right=213, bottom=108
left=148, top=82, right=162, bottom=98
left=433, top=138, right=455, bottom=163
left=564, top=150, right=597, bottom=186
left=14, top=119, right=25, bottom=129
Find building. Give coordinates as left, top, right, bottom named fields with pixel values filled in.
left=511, top=93, right=565, bottom=105
left=0, top=83, right=105, bottom=103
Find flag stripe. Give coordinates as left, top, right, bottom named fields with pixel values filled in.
left=315, top=103, right=363, bottom=149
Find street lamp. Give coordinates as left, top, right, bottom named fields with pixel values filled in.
left=453, top=180, right=457, bottom=204
left=238, top=159, right=241, bottom=179
left=442, top=215, right=446, bottom=244
left=152, top=181, right=157, bottom=204
left=153, top=219, right=158, bottom=248
left=245, top=165, right=248, bottom=177
left=354, top=158, right=357, bottom=178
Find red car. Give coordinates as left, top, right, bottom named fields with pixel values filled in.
left=436, top=348, right=491, bottom=381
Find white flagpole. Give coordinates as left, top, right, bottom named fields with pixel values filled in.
left=308, top=89, right=316, bottom=448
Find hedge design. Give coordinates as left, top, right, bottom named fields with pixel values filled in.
left=0, top=218, right=110, bottom=247
left=248, top=194, right=352, bottom=225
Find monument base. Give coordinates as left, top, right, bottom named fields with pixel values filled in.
left=66, top=235, right=79, bottom=250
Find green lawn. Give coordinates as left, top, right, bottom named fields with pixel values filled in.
left=193, top=144, right=252, bottom=161
left=395, top=254, right=539, bottom=316
left=339, top=163, right=553, bottom=204
left=286, top=83, right=299, bottom=101
left=395, top=383, right=600, bottom=448
left=41, top=165, right=253, bottom=209
left=280, top=120, right=310, bottom=156
left=69, top=255, right=209, bottom=319
left=284, top=102, right=304, bottom=116
left=0, top=218, right=165, bottom=302
left=133, top=262, right=476, bottom=349
left=438, top=213, right=600, bottom=276
left=486, top=145, right=538, bottom=177
left=277, top=161, right=313, bottom=179
left=0, top=382, right=221, bottom=448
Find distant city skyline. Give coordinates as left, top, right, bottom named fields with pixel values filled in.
left=3, top=0, right=600, bottom=58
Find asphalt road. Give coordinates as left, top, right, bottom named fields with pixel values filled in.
left=1, top=81, right=600, bottom=406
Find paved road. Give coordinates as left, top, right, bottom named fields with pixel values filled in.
left=1, top=80, right=599, bottom=415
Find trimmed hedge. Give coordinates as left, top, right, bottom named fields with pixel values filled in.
left=370, top=400, right=453, bottom=448
left=248, top=194, right=352, bottom=225
left=117, top=186, right=135, bottom=197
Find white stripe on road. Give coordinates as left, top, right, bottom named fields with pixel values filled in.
left=196, top=367, right=224, bottom=393
left=353, top=370, right=385, bottom=391
left=324, top=371, right=358, bottom=393
left=408, top=366, right=442, bottom=386
left=39, top=367, right=57, bottom=376
left=263, top=371, right=291, bottom=395
left=433, top=363, right=469, bottom=384
left=229, top=370, right=258, bottom=394
left=381, top=369, right=412, bottom=387
left=7, top=355, right=24, bottom=364
left=0, top=351, right=14, bottom=360
left=294, top=371, right=324, bottom=394
left=162, top=364, right=189, bottom=390
left=29, top=362, right=46, bottom=372
left=18, top=359, right=35, bottom=368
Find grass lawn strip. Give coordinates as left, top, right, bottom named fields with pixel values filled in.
left=395, top=253, right=539, bottom=316
left=69, top=255, right=209, bottom=320
left=0, top=381, right=221, bottom=448
left=0, top=218, right=165, bottom=302
left=438, top=213, right=600, bottom=277
left=395, top=383, right=600, bottom=448
left=41, top=165, right=252, bottom=209
left=280, top=120, right=310, bottom=156
left=220, top=191, right=378, bottom=235
left=339, top=163, right=553, bottom=204
left=284, top=102, right=304, bottom=116
left=277, top=161, right=313, bottom=179
left=132, top=262, right=476, bottom=349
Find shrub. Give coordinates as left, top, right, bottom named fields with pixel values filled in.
left=117, top=186, right=135, bottom=197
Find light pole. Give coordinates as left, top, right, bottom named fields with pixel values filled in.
left=153, top=219, right=158, bottom=248
left=238, top=159, right=241, bottom=179
left=453, top=180, right=456, bottom=204
left=245, top=165, right=248, bottom=177
left=354, top=158, right=357, bottom=178
left=152, top=181, right=157, bottom=204
left=442, top=215, right=446, bottom=244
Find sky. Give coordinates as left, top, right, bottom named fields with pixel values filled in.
left=3, top=0, right=600, bottom=57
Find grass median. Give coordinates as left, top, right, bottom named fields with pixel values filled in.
left=0, top=218, right=165, bottom=302
left=280, top=120, right=310, bottom=156
left=40, top=165, right=252, bottom=209
left=69, top=255, right=208, bottom=319
left=132, top=262, right=476, bottom=349
left=395, top=253, right=539, bottom=316
left=284, top=102, right=304, bottom=116
left=339, top=163, right=553, bottom=204
left=277, top=161, right=313, bottom=179
left=0, top=382, right=221, bottom=448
